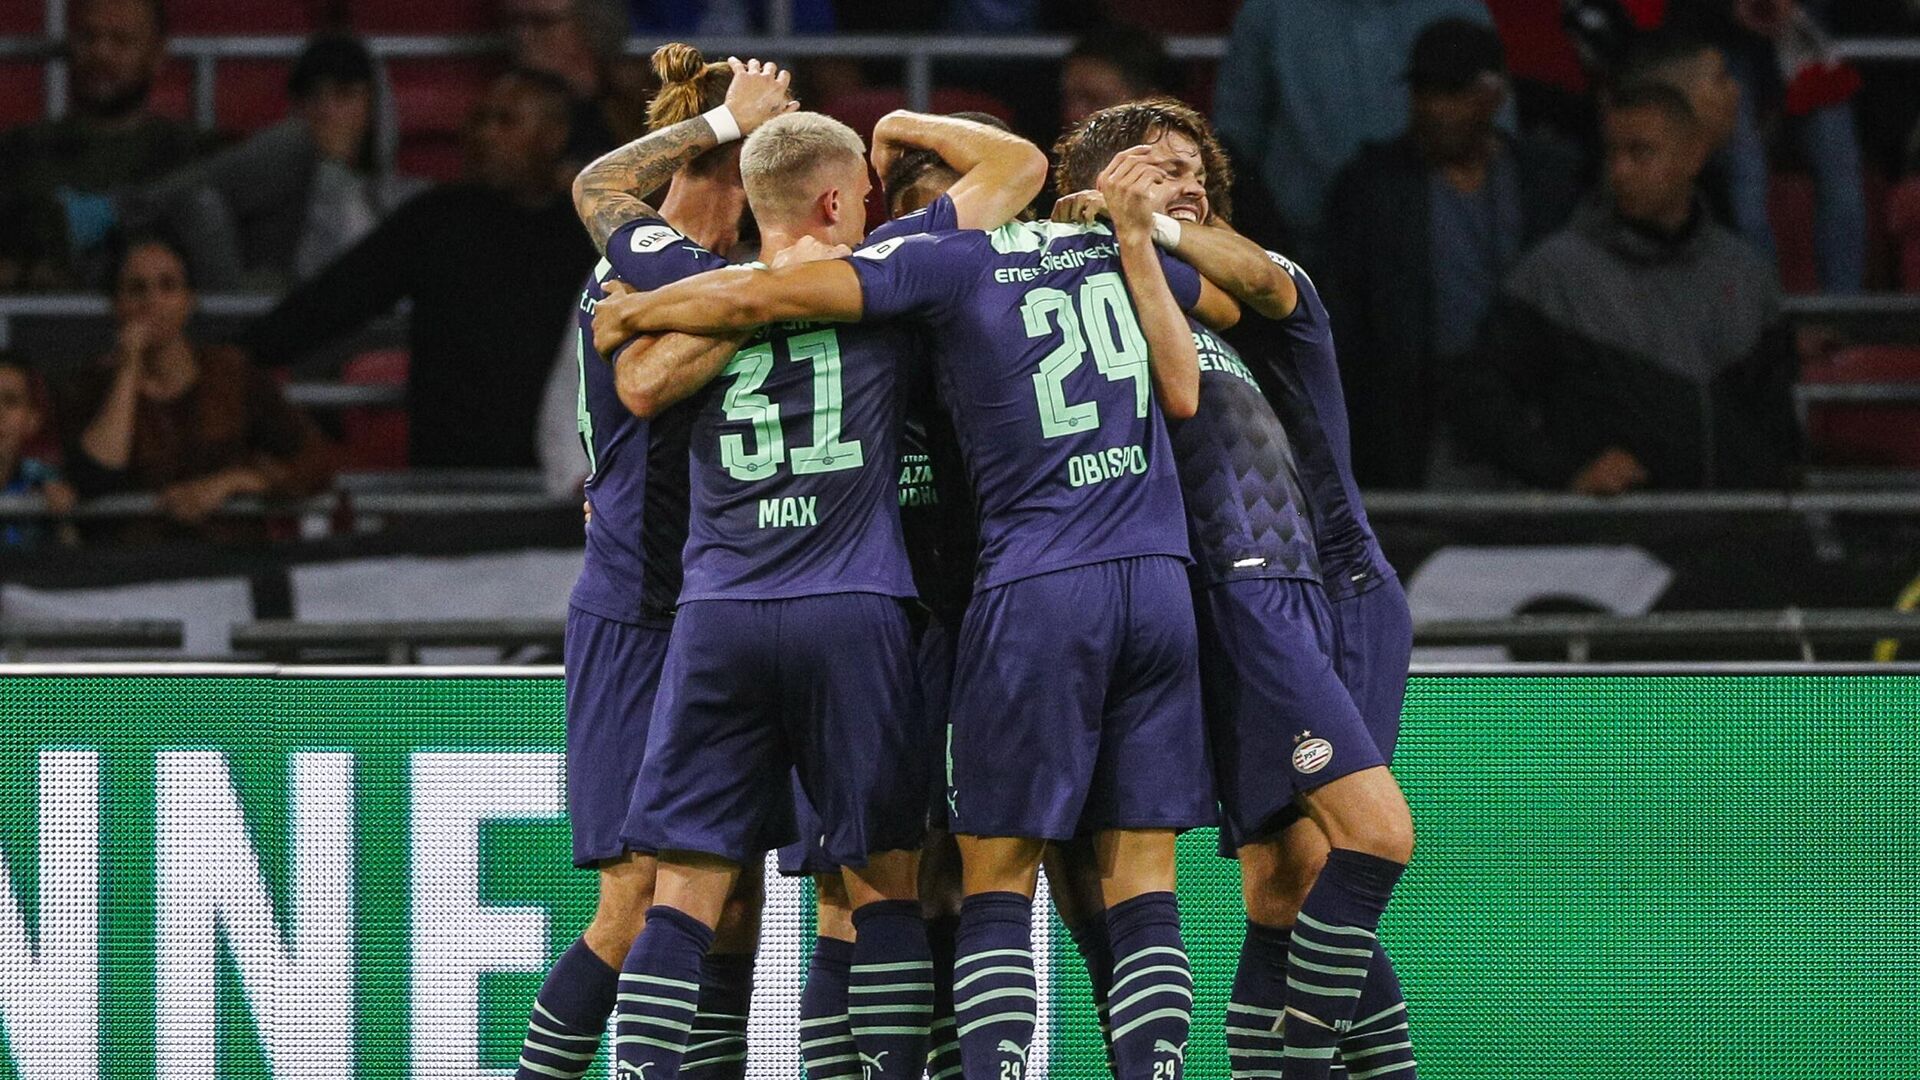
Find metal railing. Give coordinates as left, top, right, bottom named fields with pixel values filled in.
left=218, top=608, right=1920, bottom=664
left=0, top=618, right=184, bottom=658
left=3, top=31, right=1919, bottom=125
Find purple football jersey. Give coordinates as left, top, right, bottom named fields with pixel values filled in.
left=1256, top=253, right=1391, bottom=598
left=569, top=219, right=719, bottom=626
left=1168, top=318, right=1320, bottom=586
left=847, top=220, right=1204, bottom=590
left=676, top=298, right=918, bottom=603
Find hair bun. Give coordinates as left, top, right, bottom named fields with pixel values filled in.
left=652, top=43, right=708, bottom=85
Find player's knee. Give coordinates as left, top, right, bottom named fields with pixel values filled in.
left=1362, top=804, right=1416, bottom=865
left=1241, top=843, right=1324, bottom=925
left=715, top=870, right=766, bottom=938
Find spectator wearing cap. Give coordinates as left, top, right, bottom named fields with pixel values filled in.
left=112, top=32, right=426, bottom=291
left=1214, top=0, right=1496, bottom=266
left=1059, top=22, right=1181, bottom=128
left=1455, top=82, right=1799, bottom=493
left=0, top=0, right=215, bottom=290
left=1324, top=18, right=1583, bottom=489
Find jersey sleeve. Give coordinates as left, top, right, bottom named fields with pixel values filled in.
left=1265, top=249, right=1322, bottom=322
left=1157, top=246, right=1204, bottom=311
left=845, top=230, right=975, bottom=323
left=866, top=193, right=958, bottom=244
left=605, top=219, right=725, bottom=289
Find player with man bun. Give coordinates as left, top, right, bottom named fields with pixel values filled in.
left=514, top=44, right=794, bottom=1080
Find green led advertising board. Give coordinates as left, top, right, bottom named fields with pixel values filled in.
left=1, top=670, right=1915, bottom=1079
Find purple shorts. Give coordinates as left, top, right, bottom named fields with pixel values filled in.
left=1330, top=573, right=1412, bottom=761
left=1195, top=578, right=1387, bottom=855
left=946, top=556, right=1212, bottom=840
left=624, top=593, right=926, bottom=867
left=778, top=611, right=957, bottom=876
left=563, top=606, right=669, bottom=868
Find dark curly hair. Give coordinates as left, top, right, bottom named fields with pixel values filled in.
left=1052, top=96, right=1233, bottom=224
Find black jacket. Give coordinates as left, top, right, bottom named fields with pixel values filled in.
left=1455, top=199, right=1800, bottom=490
left=1322, top=132, right=1584, bottom=488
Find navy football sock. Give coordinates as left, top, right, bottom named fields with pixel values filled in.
left=953, top=892, right=1037, bottom=1080
left=1226, top=921, right=1291, bottom=1079
left=613, top=905, right=714, bottom=1080
left=1105, top=892, right=1193, bottom=1080
left=1067, top=913, right=1116, bottom=1051
left=518, top=938, right=618, bottom=1080
left=799, top=937, right=858, bottom=1080
left=1282, top=851, right=1405, bottom=1080
left=925, top=915, right=963, bottom=1080
left=848, top=900, right=934, bottom=1080
left=681, top=952, right=753, bottom=1080
left=1337, top=942, right=1416, bottom=1080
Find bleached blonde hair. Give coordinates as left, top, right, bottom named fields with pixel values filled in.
left=740, top=112, right=868, bottom=222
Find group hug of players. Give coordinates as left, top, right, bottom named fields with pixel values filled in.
left=518, top=43, right=1418, bottom=1080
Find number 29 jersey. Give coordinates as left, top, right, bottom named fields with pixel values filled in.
left=846, top=220, right=1205, bottom=591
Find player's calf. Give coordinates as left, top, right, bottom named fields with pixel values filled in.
left=840, top=850, right=933, bottom=1080
left=1095, top=830, right=1191, bottom=1080
left=613, top=854, right=742, bottom=1080
left=517, top=852, right=656, bottom=1080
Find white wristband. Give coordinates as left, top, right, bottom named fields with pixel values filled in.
left=701, top=104, right=743, bottom=144
left=1150, top=213, right=1182, bottom=248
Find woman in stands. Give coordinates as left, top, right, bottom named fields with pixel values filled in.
left=56, top=231, right=336, bottom=539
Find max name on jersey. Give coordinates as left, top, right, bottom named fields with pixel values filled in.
left=757, top=496, right=818, bottom=528
left=993, top=242, right=1120, bottom=284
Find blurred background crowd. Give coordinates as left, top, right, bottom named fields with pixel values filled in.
left=0, top=0, right=1917, bottom=661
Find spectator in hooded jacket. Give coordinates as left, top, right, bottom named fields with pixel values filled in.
left=1456, top=82, right=1799, bottom=492
left=115, top=33, right=427, bottom=291
left=1324, top=18, right=1584, bottom=489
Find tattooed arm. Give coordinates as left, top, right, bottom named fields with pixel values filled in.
left=570, top=57, right=797, bottom=252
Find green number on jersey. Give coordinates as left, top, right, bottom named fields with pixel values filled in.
left=1022, top=271, right=1152, bottom=439
left=717, top=329, right=865, bottom=482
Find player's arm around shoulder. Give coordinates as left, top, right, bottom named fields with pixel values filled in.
left=1165, top=220, right=1299, bottom=322
left=592, top=260, right=864, bottom=350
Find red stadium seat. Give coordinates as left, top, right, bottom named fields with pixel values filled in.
left=396, top=137, right=467, bottom=182
left=165, top=0, right=315, bottom=34
left=1803, top=345, right=1920, bottom=468
left=346, top=0, right=496, bottom=34
left=147, top=57, right=195, bottom=123
left=1101, top=0, right=1241, bottom=34
left=0, top=62, right=45, bottom=129
left=215, top=60, right=293, bottom=136
left=1770, top=169, right=1894, bottom=295
left=1889, top=176, right=1920, bottom=292
left=339, top=349, right=411, bottom=471
left=1484, top=0, right=1590, bottom=94
left=0, top=4, right=41, bottom=33
left=387, top=56, right=497, bottom=137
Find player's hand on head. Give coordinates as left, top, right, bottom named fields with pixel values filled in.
left=1096, top=146, right=1169, bottom=238
left=723, top=57, right=799, bottom=136
left=1051, top=189, right=1108, bottom=226
left=769, top=235, right=853, bottom=269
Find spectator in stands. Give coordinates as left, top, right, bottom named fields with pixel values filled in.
left=0, top=0, right=213, bottom=290
left=1457, top=84, right=1800, bottom=493
left=1325, top=19, right=1585, bottom=490
left=239, top=70, right=597, bottom=470
left=56, top=233, right=336, bottom=534
left=113, top=33, right=426, bottom=291
left=1214, top=0, right=1495, bottom=265
left=1059, top=22, right=1180, bottom=128
left=0, top=353, right=77, bottom=550
left=500, top=0, right=651, bottom=166
left=1584, top=3, right=1868, bottom=293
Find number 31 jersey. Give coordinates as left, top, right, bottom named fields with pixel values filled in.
left=847, top=220, right=1205, bottom=590
left=677, top=283, right=919, bottom=604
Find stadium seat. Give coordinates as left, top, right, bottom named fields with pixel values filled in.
left=339, top=349, right=410, bottom=471
left=1889, top=176, right=1920, bottom=292
left=165, top=0, right=316, bottom=34
left=0, top=62, right=45, bottom=129
left=346, top=0, right=496, bottom=34
left=1101, top=0, right=1240, bottom=34
left=1768, top=169, right=1893, bottom=294
left=387, top=57, right=498, bottom=181
left=215, top=60, right=293, bottom=136
left=1802, top=344, right=1920, bottom=468
left=1484, top=0, right=1590, bottom=94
